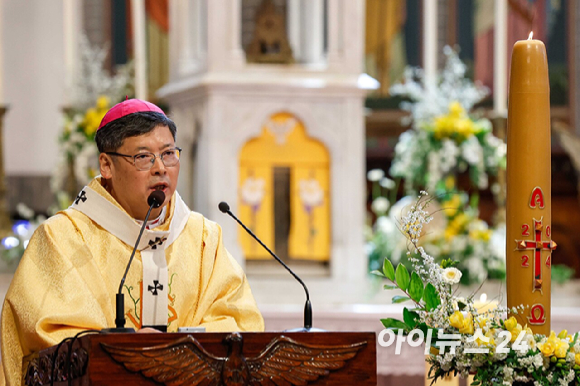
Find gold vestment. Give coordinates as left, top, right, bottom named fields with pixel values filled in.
left=0, top=178, right=264, bottom=385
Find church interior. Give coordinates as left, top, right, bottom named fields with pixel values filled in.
left=1, top=0, right=580, bottom=385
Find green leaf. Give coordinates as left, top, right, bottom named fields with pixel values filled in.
left=380, top=318, right=408, bottom=330
left=382, top=259, right=395, bottom=281
left=370, top=269, right=385, bottom=277
left=395, top=264, right=410, bottom=291
left=424, top=283, right=441, bottom=312
left=440, top=258, right=459, bottom=269
left=408, top=272, right=424, bottom=302
left=403, top=308, right=420, bottom=328
left=392, top=295, right=411, bottom=304
left=383, top=284, right=398, bottom=290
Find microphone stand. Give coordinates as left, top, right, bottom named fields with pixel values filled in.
left=102, top=191, right=164, bottom=333
left=219, top=201, right=323, bottom=332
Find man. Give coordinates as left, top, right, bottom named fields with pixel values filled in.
left=0, top=99, right=264, bottom=385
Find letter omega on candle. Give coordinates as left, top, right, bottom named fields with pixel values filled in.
left=506, top=36, right=555, bottom=336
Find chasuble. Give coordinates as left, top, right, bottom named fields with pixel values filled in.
left=0, top=178, right=264, bottom=385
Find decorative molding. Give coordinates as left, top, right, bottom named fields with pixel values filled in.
left=102, top=332, right=366, bottom=385
left=23, top=345, right=89, bottom=385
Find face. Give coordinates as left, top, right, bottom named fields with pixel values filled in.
left=99, top=125, right=180, bottom=220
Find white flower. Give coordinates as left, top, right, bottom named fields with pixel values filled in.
left=241, top=177, right=266, bottom=207
left=367, top=169, right=384, bottom=182
left=442, top=267, right=462, bottom=284
left=379, top=177, right=396, bottom=189
left=371, top=197, right=390, bottom=214
left=299, top=179, right=324, bottom=209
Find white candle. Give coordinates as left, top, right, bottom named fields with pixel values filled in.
left=423, top=0, right=438, bottom=88
left=131, top=0, right=147, bottom=100
left=493, top=0, right=508, bottom=116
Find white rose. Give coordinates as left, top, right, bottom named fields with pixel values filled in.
left=442, top=267, right=462, bottom=284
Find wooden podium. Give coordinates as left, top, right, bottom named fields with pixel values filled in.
left=22, top=332, right=376, bottom=385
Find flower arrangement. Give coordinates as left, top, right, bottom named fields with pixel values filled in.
left=389, top=47, right=506, bottom=194
left=366, top=47, right=507, bottom=285
left=50, top=96, right=111, bottom=205
left=374, top=193, right=580, bottom=386
left=51, top=35, right=133, bottom=208
left=367, top=171, right=505, bottom=285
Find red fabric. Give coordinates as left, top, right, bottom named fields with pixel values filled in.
left=98, top=99, right=165, bottom=130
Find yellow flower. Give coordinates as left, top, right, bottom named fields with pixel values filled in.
left=554, top=340, right=569, bottom=359
left=510, top=323, right=523, bottom=343
left=430, top=346, right=440, bottom=355
left=96, top=95, right=110, bottom=111
left=575, top=353, right=580, bottom=365
left=476, top=316, right=488, bottom=329
left=459, top=313, right=474, bottom=335
left=448, top=101, right=464, bottom=118
left=449, top=311, right=464, bottom=329
left=83, top=108, right=99, bottom=136
left=445, top=176, right=456, bottom=190
left=442, top=194, right=462, bottom=217
left=558, top=330, right=568, bottom=339
left=504, top=316, right=518, bottom=332
left=538, top=340, right=556, bottom=357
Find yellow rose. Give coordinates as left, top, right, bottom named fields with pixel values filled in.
left=510, top=324, right=523, bottom=343
left=538, top=340, right=556, bottom=357
left=575, top=353, right=580, bottom=365
left=504, top=316, right=517, bottom=331
left=554, top=340, right=569, bottom=359
left=449, top=311, right=464, bottom=329
left=459, top=314, right=474, bottom=335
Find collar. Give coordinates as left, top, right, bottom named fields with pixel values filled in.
left=69, top=177, right=190, bottom=251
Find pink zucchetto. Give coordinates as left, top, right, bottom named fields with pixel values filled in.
left=98, top=98, right=166, bottom=130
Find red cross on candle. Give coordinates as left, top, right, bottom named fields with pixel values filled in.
left=515, top=218, right=557, bottom=292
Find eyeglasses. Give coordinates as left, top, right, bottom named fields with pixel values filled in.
left=105, top=147, right=182, bottom=171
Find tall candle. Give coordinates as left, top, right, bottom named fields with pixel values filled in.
left=506, top=35, right=554, bottom=336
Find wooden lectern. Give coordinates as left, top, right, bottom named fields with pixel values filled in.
left=23, top=332, right=376, bottom=385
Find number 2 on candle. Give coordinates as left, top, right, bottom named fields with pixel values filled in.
left=521, top=255, right=529, bottom=267
left=522, top=224, right=530, bottom=236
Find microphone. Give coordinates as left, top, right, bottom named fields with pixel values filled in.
left=102, top=190, right=165, bottom=333
left=219, top=201, right=321, bottom=332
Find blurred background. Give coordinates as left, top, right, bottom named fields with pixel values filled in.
left=0, top=1, right=579, bottom=384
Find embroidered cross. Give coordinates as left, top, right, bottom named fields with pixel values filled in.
left=75, top=191, right=87, bottom=205
left=148, top=280, right=163, bottom=296
left=148, top=237, right=165, bottom=250
left=515, top=218, right=557, bottom=292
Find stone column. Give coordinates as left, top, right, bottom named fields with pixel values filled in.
left=423, top=0, right=438, bottom=87
left=131, top=0, right=147, bottom=99
left=301, top=0, right=325, bottom=64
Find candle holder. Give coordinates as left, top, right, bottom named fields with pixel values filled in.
left=0, top=105, right=11, bottom=236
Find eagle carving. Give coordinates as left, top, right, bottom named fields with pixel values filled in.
left=101, top=333, right=366, bottom=385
